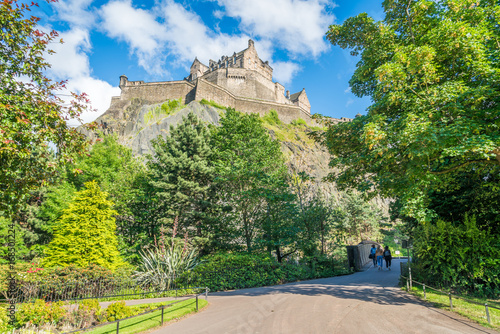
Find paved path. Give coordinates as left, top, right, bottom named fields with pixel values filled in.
left=150, top=259, right=498, bottom=334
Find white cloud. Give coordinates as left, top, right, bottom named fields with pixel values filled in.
left=48, top=28, right=91, bottom=79
left=344, top=87, right=351, bottom=93
left=214, top=0, right=335, bottom=57
left=53, top=0, right=96, bottom=28
left=45, top=28, right=120, bottom=124
left=159, top=0, right=251, bottom=66
left=100, top=0, right=167, bottom=73
left=272, top=61, right=301, bottom=86
left=346, top=98, right=354, bottom=108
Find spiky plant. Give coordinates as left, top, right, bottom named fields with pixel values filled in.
left=135, top=218, right=199, bottom=291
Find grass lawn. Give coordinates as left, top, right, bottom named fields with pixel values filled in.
left=87, top=298, right=208, bottom=334
left=406, top=284, right=500, bottom=330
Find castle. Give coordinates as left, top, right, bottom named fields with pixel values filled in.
left=108, top=40, right=312, bottom=123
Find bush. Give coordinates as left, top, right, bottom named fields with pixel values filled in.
left=261, top=110, right=281, bottom=126
left=200, top=99, right=226, bottom=110
left=104, top=301, right=134, bottom=322
left=16, top=299, right=65, bottom=327
left=291, top=118, right=307, bottom=126
left=413, top=216, right=500, bottom=298
left=176, top=253, right=348, bottom=292
left=0, top=304, right=10, bottom=333
left=1, top=263, right=133, bottom=302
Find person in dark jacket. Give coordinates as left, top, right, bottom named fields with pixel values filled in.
left=384, top=246, right=392, bottom=270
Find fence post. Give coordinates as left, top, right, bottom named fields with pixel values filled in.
left=196, top=294, right=199, bottom=311
left=116, top=320, right=120, bottom=334
left=485, top=303, right=491, bottom=325
left=161, top=306, right=164, bottom=326
left=205, top=287, right=208, bottom=301
left=423, top=284, right=426, bottom=300
left=406, top=278, right=409, bottom=292
left=449, top=293, right=453, bottom=311
left=409, top=266, right=412, bottom=290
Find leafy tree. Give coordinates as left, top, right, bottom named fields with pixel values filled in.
left=211, top=109, right=287, bottom=251
left=324, top=0, right=500, bottom=222
left=147, top=112, right=214, bottom=238
left=258, top=177, right=299, bottom=262
left=331, top=191, right=383, bottom=245
left=43, top=181, right=124, bottom=270
left=0, top=0, right=90, bottom=219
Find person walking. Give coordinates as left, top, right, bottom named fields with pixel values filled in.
left=370, top=244, right=377, bottom=267
left=375, top=245, right=384, bottom=270
left=384, top=245, right=392, bottom=270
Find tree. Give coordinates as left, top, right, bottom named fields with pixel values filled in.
left=43, top=181, right=124, bottom=270
left=67, top=135, right=145, bottom=257
left=211, top=109, right=288, bottom=251
left=0, top=0, right=90, bottom=218
left=147, top=112, right=214, bottom=239
left=331, top=191, right=383, bottom=245
left=324, top=0, right=500, bottom=222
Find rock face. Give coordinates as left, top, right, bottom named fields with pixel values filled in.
left=84, top=99, right=390, bottom=212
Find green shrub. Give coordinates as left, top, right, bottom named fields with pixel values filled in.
left=2, top=264, right=132, bottom=302
left=200, top=99, right=226, bottom=109
left=104, top=301, right=134, bottom=322
left=16, top=299, right=66, bottom=327
left=0, top=304, right=10, bottom=333
left=413, top=216, right=500, bottom=298
left=261, top=110, right=281, bottom=126
left=291, top=118, right=307, bottom=126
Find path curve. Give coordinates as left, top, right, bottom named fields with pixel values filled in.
left=151, top=259, right=498, bottom=334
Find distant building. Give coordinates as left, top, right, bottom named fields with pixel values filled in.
left=109, top=40, right=312, bottom=123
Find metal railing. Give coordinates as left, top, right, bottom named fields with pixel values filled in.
left=8, top=278, right=190, bottom=304
left=401, top=275, right=499, bottom=325
left=62, top=287, right=208, bottom=334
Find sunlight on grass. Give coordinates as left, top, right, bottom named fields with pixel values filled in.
left=407, top=284, right=500, bottom=330
left=87, top=298, right=208, bottom=334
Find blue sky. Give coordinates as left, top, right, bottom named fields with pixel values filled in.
left=34, top=0, right=385, bottom=124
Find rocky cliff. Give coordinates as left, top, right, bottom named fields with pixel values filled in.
left=84, top=99, right=389, bottom=211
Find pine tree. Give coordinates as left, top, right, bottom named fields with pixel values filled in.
left=147, top=112, right=214, bottom=237
left=43, top=181, right=123, bottom=270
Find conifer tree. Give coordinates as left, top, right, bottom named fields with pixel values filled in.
left=43, top=181, right=123, bottom=270
left=147, top=112, right=214, bottom=237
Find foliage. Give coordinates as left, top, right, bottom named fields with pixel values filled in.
left=200, top=99, right=226, bottom=110
left=147, top=112, right=214, bottom=238
left=0, top=304, right=10, bottom=333
left=261, top=109, right=281, bottom=126
left=104, top=301, right=134, bottom=322
left=135, top=222, right=200, bottom=291
left=413, top=215, right=500, bottom=298
left=324, top=0, right=500, bottom=222
left=143, top=98, right=183, bottom=124
left=0, top=0, right=90, bottom=218
left=211, top=109, right=287, bottom=251
left=331, top=191, right=384, bottom=244
left=177, top=252, right=348, bottom=292
left=290, top=118, right=307, bottom=126
left=0, top=216, right=29, bottom=264
left=43, top=181, right=124, bottom=270
left=16, top=299, right=65, bottom=327
left=67, top=134, right=145, bottom=261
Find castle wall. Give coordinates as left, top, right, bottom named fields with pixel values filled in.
left=194, top=79, right=311, bottom=124
left=120, top=80, right=195, bottom=105
left=201, top=67, right=290, bottom=105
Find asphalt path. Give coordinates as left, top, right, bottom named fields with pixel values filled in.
left=150, top=259, right=498, bottom=334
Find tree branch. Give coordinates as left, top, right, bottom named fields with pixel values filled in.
left=430, top=159, right=493, bottom=175
left=406, top=0, right=416, bottom=44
